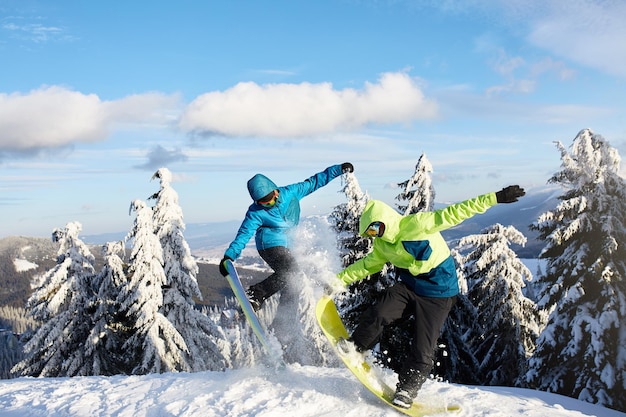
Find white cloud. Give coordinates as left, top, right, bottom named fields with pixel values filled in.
left=529, top=57, right=575, bottom=80
left=486, top=79, right=536, bottom=96
left=491, top=51, right=526, bottom=77
left=1, top=21, right=66, bottom=43
left=525, top=1, right=626, bottom=78
left=433, top=0, right=626, bottom=78
left=474, top=36, right=563, bottom=96
left=179, top=72, right=438, bottom=137
left=0, top=87, right=180, bottom=152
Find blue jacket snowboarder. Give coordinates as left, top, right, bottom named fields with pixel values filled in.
left=220, top=162, right=353, bottom=311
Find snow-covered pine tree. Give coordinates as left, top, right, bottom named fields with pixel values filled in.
left=13, top=222, right=97, bottom=377
left=329, top=172, right=371, bottom=268
left=214, top=299, right=257, bottom=368
left=225, top=320, right=255, bottom=368
left=78, top=241, right=129, bottom=375
left=437, top=249, right=480, bottom=384
left=396, top=152, right=435, bottom=215
left=457, top=224, right=543, bottom=386
left=120, top=200, right=189, bottom=375
left=150, top=168, right=226, bottom=372
left=525, top=129, right=626, bottom=412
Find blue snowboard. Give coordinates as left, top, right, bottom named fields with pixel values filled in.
left=224, top=259, right=285, bottom=367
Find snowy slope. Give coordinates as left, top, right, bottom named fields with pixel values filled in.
left=0, top=364, right=623, bottom=417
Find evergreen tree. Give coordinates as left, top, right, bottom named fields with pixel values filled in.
left=396, top=152, right=435, bottom=214
left=329, top=172, right=371, bottom=268
left=150, top=168, right=226, bottom=372
left=214, top=300, right=257, bottom=369
left=0, top=330, right=23, bottom=379
left=225, top=321, right=255, bottom=368
left=13, top=222, right=97, bottom=377
left=80, top=241, right=129, bottom=375
left=525, top=129, right=626, bottom=412
left=120, top=200, right=189, bottom=374
left=437, top=249, right=480, bottom=384
left=457, top=224, right=542, bottom=386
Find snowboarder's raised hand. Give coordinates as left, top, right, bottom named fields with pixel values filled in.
left=341, top=162, right=354, bottom=173
left=219, top=256, right=232, bottom=277
left=496, top=185, right=525, bottom=203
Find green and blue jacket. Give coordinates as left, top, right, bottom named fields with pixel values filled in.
left=338, top=193, right=498, bottom=297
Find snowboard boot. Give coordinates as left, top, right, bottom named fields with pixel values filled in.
left=392, top=369, right=426, bottom=409
left=245, top=289, right=262, bottom=312
left=392, top=389, right=413, bottom=409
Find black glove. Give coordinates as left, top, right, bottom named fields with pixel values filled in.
left=496, top=185, right=525, bottom=203
left=219, top=256, right=232, bottom=277
left=341, top=162, right=354, bottom=173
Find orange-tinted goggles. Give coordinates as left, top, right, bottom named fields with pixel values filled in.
left=257, top=191, right=277, bottom=206
left=365, top=221, right=384, bottom=237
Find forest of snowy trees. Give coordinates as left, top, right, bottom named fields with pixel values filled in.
left=1, top=128, right=624, bottom=413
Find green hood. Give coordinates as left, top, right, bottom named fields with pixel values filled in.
left=358, top=200, right=402, bottom=243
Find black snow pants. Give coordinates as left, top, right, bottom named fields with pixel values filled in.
left=249, top=246, right=300, bottom=304
left=351, top=282, right=456, bottom=395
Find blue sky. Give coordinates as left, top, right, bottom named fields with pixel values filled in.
left=1, top=0, right=625, bottom=238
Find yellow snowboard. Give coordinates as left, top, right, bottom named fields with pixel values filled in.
left=316, top=295, right=461, bottom=416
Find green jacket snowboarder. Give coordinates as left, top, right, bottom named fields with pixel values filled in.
left=335, top=185, right=525, bottom=409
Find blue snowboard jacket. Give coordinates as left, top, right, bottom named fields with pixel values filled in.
left=224, top=164, right=344, bottom=261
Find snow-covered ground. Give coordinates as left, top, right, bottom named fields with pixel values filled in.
left=13, top=245, right=39, bottom=272
left=13, top=258, right=38, bottom=272
left=0, top=363, right=623, bottom=417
